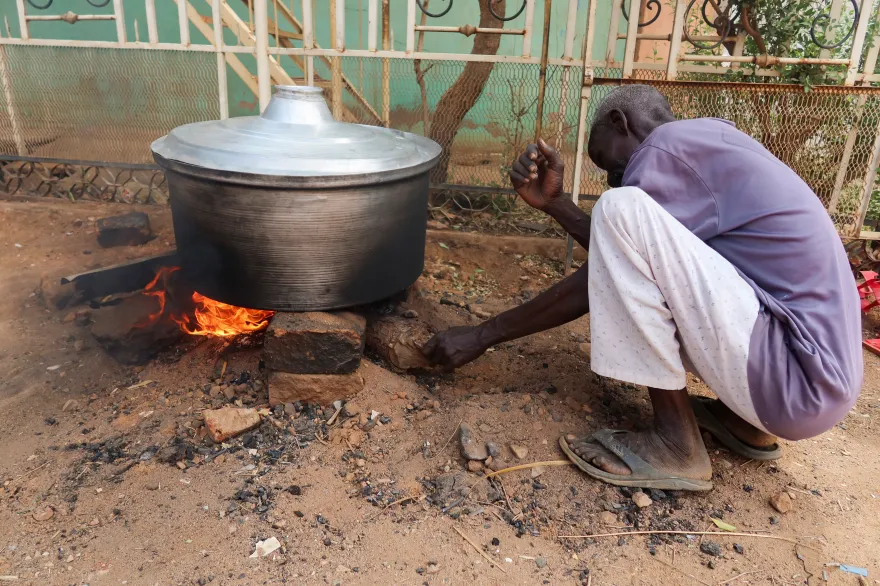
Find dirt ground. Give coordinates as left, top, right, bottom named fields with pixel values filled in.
left=0, top=198, right=878, bottom=586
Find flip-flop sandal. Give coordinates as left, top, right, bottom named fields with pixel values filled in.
left=690, top=396, right=782, bottom=461
left=559, top=429, right=713, bottom=491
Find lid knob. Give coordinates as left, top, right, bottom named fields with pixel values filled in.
left=261, top=85, right=335, bottom=125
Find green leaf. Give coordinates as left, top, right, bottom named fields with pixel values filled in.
left=710, top=517, right=736, bottom=532
left=438, top=242, right=449, bottom=250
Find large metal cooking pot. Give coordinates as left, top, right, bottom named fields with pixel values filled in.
left=151, top=86, right=441, bottom=311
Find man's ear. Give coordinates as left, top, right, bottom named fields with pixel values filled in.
left=608, top=109, right=630, bottom=135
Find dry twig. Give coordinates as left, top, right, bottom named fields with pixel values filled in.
left=452, top=526, right=507, bottom=574
left=558, top=530, right=820, bottom=551
left=484, top=460, right=572, bottom=478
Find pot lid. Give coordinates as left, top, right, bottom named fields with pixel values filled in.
left=151, top=86, right=441, bottom=184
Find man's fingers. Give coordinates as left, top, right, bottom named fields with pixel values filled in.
left=512, top=160, right=533, bottom=179
left=509, top=170, right=529, bottom=185
left=518, top=152, right=538, bottom=173
left=537, top=138, right=564, bottom=171
left=524, top=143, right=540, bottom=161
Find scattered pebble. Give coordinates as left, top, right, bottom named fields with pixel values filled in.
left=700, top=542, right=722, bottom=557
left=510, top=444, right=528, bottom=460
left=733, top=543, right=744, bottom=555
left=249, top=537, right=281, bottom=558
left=632, top=492, right=653, bottom=508
left=599, top=511, right=617, bottom=525
left=32, top=506, right=54, bottom=522
left=466, top=460, right=484, bottom=473
left=459, top=424, right=488, bottom=461
left=769, top=491, right=792, bottom=514
left=535, top=557, right=547, bottom=569
left=486, top=442, right=500, bottom=458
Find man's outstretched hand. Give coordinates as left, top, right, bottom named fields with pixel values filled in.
left=421, top=326, right=490, bottom=371
left=509, top=138, right=565, bottom=211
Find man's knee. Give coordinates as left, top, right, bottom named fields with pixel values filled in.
left=592, top=186, right=653, bottom=231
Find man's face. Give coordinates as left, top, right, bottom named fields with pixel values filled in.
left=588, top=118, right=640, bottom=188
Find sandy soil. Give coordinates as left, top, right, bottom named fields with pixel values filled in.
left=0, top=198, right=878, bottom=586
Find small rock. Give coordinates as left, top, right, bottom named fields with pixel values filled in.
left=769, top=515, right=779, bottom=525
left=700, top=542, right=722, bottom=557
left=599, top=511, right=617, bottom=525
left=203, top=407, right=262, bottom=442
left=145, top=482, right=160, bottom=491
left=73, top=340, right=85, bottom=352
left=343, top=401, right=362, bottom=417
left=487, top=458, right=506, bottom=472
left=426, top=562, right=440, bottom=574
left=535, top=557, right=547, bottom=569
left=486, top=442, right=500, bottom=458
left=578, top=342, right=591, bottom=356
left=531, top=466, right=546, bottom=479
left=509, top=444, right=528, bottom=460
left=62, top=399, right=79, bottom=413
left=402, top=309, right=420, bottom=319
left=769, top=491, right=792, bottom=514
left=32, top=506, right=54, bottom=522
left=708, top=560, right=717, bottom=570
left=478, top=423, right=493, bottom=434
left=717, top=459, right=734, bottom=470
left=459, top=424, right=488, bottom=461
left=323, top=537, right=332, bottom=546
left=632, top=492, right=653, bottom=508
left=733, top=543, right=744, bottom=555
left=466, top=460, right=484, bottom=473
left=249, top=537, right=281, bottom=558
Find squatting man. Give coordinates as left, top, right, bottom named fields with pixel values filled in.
left=422, top=85, right=862, bottom=491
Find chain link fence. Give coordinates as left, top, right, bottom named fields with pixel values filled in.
left=1, top=49, right=879, bottom=237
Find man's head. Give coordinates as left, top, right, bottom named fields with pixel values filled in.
left=588, top=85, right=675, bottom=187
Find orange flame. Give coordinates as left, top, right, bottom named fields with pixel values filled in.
left=140, top=266, right=274, bottom=337
left=172, top=292, right=275, bottom=337
left=137, top=266, right=179, bottom=327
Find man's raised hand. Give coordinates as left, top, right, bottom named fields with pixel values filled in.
left=509, top=138, right=565, bottom=211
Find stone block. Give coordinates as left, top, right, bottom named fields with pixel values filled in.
left=263, top=311, right=366, bottom=374
left=96, top=211, right=153, bottom=248
left=268, top=369, right=364, bottom=407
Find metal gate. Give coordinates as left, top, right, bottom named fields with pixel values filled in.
left=2, top=0, right=880, bottom=260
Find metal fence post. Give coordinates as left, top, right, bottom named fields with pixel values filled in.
left=622, top=0, right=640, bottom=77
left=382, top=0, right=391, bottom=126
left=15, top=0, right=27, bottom=41
left=302, top=0, right=314, bottom=85
left=0, top=34, right=25, bottom=156
left=254, top=0, right=272, bottom=112
left=855, top=124, right=880, bottom=236
left=330, top=0, right=344, bottom=120
left=534, top=0, right=553, bottom=141
left=564, top=0, right=598, bottom=274
left=212, top=0, right=229, bottom=119
left=145, top=0, right=159, bottom=46
left=666, top=0, right=687, bottom=80
left=845, top=0, right=873, bottom=85
left=177, top=0, right=189, bottom=46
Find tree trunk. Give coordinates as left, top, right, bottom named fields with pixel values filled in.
left=428, top=0, right=506, bottom=184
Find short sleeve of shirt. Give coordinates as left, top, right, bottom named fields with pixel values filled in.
left=622, top=145, right=721, bottom=241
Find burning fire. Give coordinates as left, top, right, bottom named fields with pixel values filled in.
left=174, top=292, right=275, bottom=337
left=141, top=267, right=275, bottom=337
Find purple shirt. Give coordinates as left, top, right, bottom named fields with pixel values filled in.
left=623, top=118, right=862, bottom=440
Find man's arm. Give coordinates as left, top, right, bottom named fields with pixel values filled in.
left=421, top=140, right=592, bottom=370
left=421, top=263, right=589, bottom=369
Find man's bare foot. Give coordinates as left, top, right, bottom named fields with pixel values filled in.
left=564, top=388, right=712, bottom=480
left=703, top=399, right=777, bottom=448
